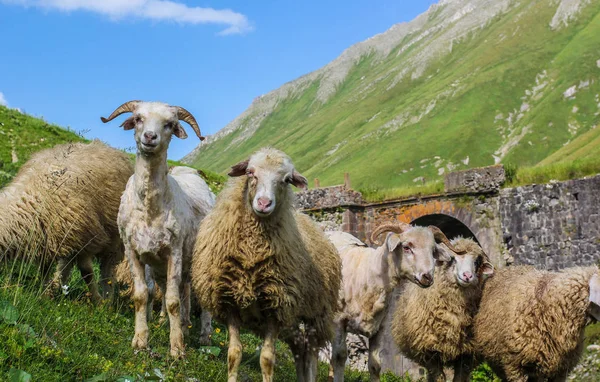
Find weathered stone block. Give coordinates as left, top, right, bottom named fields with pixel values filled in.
left=444, top=164, right=506, bottom=193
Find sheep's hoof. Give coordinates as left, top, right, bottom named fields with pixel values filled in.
left=198, top=335, right=211, bottom=347
left=131, top=334, right=149, bottom=350
left=170, top=346, right=185, bottom=359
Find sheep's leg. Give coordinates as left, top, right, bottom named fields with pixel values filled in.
left=99, top=244, right=121, bottom=300
left=198, top=307, right=213, bottom=346
left=260, top=321, right=279, bottom=382
left=452, top=356, right=474, bottom=382
left=53, top=257, right=75, bottom=288
left=331, top=324, right=348, bottom=382
left=130, top=253, right=150, bottom=350
left=423, top=362, right=444, bottom=382
left=368, top=330, right=383, bottom=382
left=166, top=253, right=185, bottom=358
left=288, top=337, right=306, bottom=382
left=145, top=266, right=156, bottom=322
left=305, top=346, right=319, bottom=382
left=180, top=280, right=192, bottom=335
left=227, top=313, right=243, bottom=382
left=76, top=254, right=102, bottom=303
left=155, top=276, right=168, bottom=324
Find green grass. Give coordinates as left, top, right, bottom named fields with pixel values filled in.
left=0, top=106, right=85, bottom=187
left=360, top=181, right=444, bottom=203
left=0, top=256, right=414, bottom=382
left=187, top=0, right=600, bottom=195
left=505, top=156, right=600, bottom=187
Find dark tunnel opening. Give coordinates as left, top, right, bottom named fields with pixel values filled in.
left=411, top=214, right=479, bottom=244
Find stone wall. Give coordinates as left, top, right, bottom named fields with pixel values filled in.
left=296, top=185, right=363, bottom=210
left=499, top=175, right=600, bottom=270
left=444, top=164, right=505, bottom=193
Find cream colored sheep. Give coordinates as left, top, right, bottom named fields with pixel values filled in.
left=472, top=265, right=600, bottom=381
left=326, top=224, right=462, bottom=382
left=0, top=140, right=133, bottom=302
left=101, top=101, right=215, bottom=358
left=392, top=237, right=494, bottom=382
left=191, top=147, right=341, bottom=382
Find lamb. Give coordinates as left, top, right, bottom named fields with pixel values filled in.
left=471, top=265, right=600, bottom=381
left=101, top=100, right=215, bottom=357
left=326, top=223, right=464, bottom=382
left=191, top=147, right=341, bottom=382
left=391, top=237, right=494, bottom=382
left=0, top=140, right=133, bottom=302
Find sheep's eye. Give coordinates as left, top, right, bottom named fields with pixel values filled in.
left=246, top=171, right=254, bottom=177
left=164, top=122, right=172, bottom=129
left=134, top=116, right=142, bottom=124
left=403, top=245, right=411, bottom=252
left=284, top=176, right=292, bottom=184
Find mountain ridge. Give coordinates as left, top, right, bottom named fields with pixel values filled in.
left=184, top=0, right=600, bottom=192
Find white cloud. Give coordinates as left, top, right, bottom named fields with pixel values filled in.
left=0, top=92, right=7, bottom=107
left=1, top=0, right=252, bottom=35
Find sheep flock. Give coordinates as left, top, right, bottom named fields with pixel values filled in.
left=2, top=99, right=600, bottom=381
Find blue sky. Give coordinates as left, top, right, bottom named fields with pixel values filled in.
left=0, top=0, right=437, bottom=160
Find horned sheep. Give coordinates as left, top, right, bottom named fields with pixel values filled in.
left=471, top=265, right=600, bottom=381
left=101, top=100, right=215, bottom=357
left=326, top=223, right=463, bottom=382
left=0, top=140, right=133, bottom=302
left=392, top=237, right=494, bottom=382
left=191, top=147, right=341, bottom=382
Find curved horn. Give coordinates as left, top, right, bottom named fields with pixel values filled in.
left=370, top=222, right=410, bottom=246
left=100, top=100, right=140, bottom=123
left=428, top=225, right=466, bottom=254
left=175, top=106, right=205, bottom=141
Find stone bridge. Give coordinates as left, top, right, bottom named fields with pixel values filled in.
left=297, top=165, right=600, bottom=376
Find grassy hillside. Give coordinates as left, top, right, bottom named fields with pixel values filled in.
left=185, top=0, right=600, bottom=193
left=0, top=106, right=85, bottom=187
left=0, top=259, right=406, bottom=382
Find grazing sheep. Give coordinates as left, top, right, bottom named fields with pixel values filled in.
left=326, top=224, right=462, bottom=382
left=101, top=101, right=215, bottom=357
left=472, top=265, right=600, bottom=381
left=191, top=147, right=341, bottom=382
left=392, top=237, right=494, bottom=382
left=0, top=140, right=133, bottom=302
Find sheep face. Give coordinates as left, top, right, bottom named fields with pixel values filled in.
left=385, top=227, right=451, bottom=288
left=229, top=148, right=308, bottom=217
left=452, top=252, right=494, bottom=287
left=100, top=101, right=204, bottom=155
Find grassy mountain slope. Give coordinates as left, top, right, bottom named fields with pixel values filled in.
left=0, top=106, right=85, bottom=187
left=184, top=0, right=600, bottom=192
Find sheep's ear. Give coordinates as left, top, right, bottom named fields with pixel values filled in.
left=433, top=243, right=453, bottom=263
left=480, top=261, right=495, bottom=280
left=589, top=274, right=600, bottom=321
left=120, top=117, right=136, bottom=131
left=386, top=233, right=402, bottom=253
left=290, top=170, right=308, bottom=189
left=228, top=159, right=249, bottom=177
left=173, top=122, right=188, bottom=139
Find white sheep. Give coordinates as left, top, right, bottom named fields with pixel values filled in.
left=392, top=237, right=494, bottom=382
left=101, top=101, right=215, bottom=358
left=191, top=147, right=341, bottom=382
left=472, top=265, right=600, bottom=381
left=326, top=222, right=463, bottom=382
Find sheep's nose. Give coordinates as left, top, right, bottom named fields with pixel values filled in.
left=144, top=131, right=157, bottom=141
left=462, top=271, right=473, bottom=281
left=257, top=197, right=272, bottom=210
left=418, top=273, right=433, bottom=287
